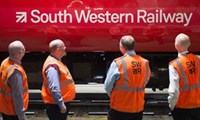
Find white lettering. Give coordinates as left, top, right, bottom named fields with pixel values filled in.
left=75, top=10, right=90, bottom=23
left=75, top=10, right=134, bottom=24
left=147, top=13, right=154, bottom=23
left=31, top=9, right=72, bottom=23
left=137, top=9, right=193, bottom=26
left=90, top=13, right=98, bottom=23
left=105, top=11, right=111, bottom=23
left=175, top=13, right=184, bottom=23
left=28, top=9, right=192, bottom=26
left=40, top=14, right=49, bottom=23
left=31, top=9, right=40, bottom=23
left=137, top=10, right=147, bottom=23
left=162, top=12, right=176, bottom=23
left=97, top=13, right=105, bottom=23
left=111, top=13, right=119, bottom=23
left=184, top=13, right=193, bottom=26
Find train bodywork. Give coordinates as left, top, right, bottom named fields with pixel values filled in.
left=0, top=0, right=200, bottom=89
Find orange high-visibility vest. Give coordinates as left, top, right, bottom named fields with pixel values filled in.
left=110, top=54, right=151, bottom=113
left=170, top=53, right=200, bottom=109
left=0, top=58, right=29, bottom=115
left=41, top=55, right=76, bottom=104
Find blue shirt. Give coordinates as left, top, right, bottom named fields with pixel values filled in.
left=45, top=62, right=65, bottom=109
left=8, top=57, right=26, bottom=120
left=104, top=50, right=136, bottom=96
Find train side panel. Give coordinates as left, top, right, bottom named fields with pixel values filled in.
left=0, top=0, right=200, bottom=89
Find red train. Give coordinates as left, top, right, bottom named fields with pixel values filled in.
left=0, top=0, right=200, bottom=89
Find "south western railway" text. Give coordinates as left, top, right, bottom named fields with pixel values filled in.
left=29, top=9, right=193, bottom=26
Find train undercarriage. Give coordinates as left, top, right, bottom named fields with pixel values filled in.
left=0, top=51, right=178, bottom=89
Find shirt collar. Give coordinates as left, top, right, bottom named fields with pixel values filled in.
left=178, top=51, right=189, bottom=57
left=50, top=54, right=61, bottom=61
left=126, top=50, right=136, bottom=56
left=9, top=56, right=21, bottom=64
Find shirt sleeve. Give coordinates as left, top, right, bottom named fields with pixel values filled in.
left=9, top=69, right=26, bottom=120
left=168, top=65, right=179, bottom=110
left=145, top=61, right=151, bottom=86
left=104, top=61, right=120, bottom=97
left=46, top=66, right=65, bottom=109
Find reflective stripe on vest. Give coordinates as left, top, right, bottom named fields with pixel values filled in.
left=175, top=56, right=200, bottom=92
left=0, top=64, right=28, bottom=97
left=114, top=58, right=149, bottom=92
left=43, top=79, right=74, bottom=88
left=2, top=65, right=16, bottom=84
left=0, top=88, right=11, bottom=97
left=7, top=65, right=16, bottom=76
left=0, top=87, right=28, bottom=97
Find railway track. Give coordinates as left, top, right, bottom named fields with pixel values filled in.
left=28, top=100, right=170, bottom=116
left=28, top=84, right=170, bottom=115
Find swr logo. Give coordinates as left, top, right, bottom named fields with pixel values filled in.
left=16, top=12, right=27, bottom=23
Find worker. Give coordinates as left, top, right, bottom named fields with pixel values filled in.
left=0, top=41, right=28, bottom=120
left=168, top=33, right=200, bottom=120
left=104, top=35, right=151, bottom=120
left=41, top=39, right=76, bottom=120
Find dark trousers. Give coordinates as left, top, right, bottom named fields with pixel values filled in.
left=108, top=108, right=143, bottom=120
left=1, top=113, right=19, bottom=120
left=171, top=107, right=200, bottom=120
left=45, top=102, right=70, bottom=120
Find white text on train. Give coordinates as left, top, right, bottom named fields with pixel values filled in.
left=31, top=9, right=73, bottom=23
left=74, top=10, right=134, bottom=23
left=137, top=10, right=193, bottom=26
left=30, top=9, right=193, bottom=26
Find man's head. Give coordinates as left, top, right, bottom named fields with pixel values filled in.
left=8, top=40, right=25, bottom=60
left=119, top=35, right=135, bottom=54
left=49, top=39, right=66, bottom=59
left=175, top=33, right=190, bottom=53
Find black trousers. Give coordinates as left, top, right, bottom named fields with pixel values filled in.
left=1, top=113, right=19, bottom=120
left=45, top=102, right=70, bottom=120
left=108, top=108, right=143, bottom=120
left=171, top=107, right=200, bottom=120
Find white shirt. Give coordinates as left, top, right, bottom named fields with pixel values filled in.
left=168, top=51, right=189, bottom=110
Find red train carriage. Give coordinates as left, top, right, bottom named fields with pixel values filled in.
left=0, top=0, right=200, bottom=89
